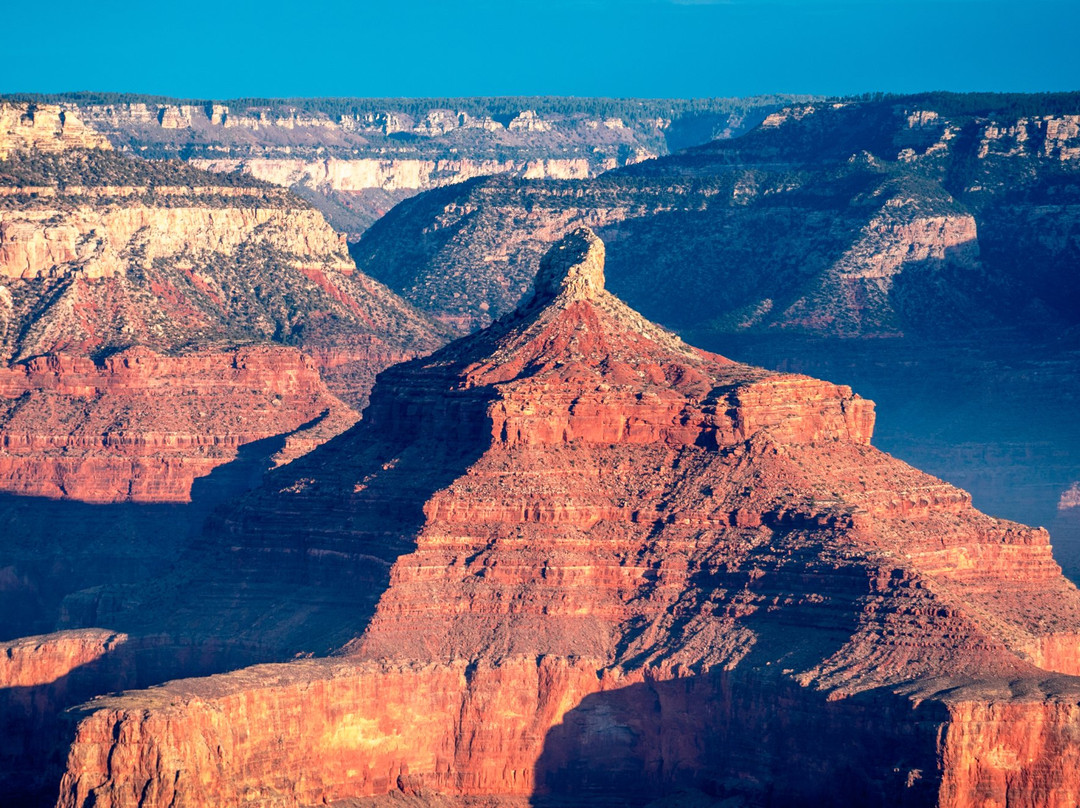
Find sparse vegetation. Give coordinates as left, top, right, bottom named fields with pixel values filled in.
left=0, top=92, right=818, bottom=126
left=0, top=149, right=273, bottom=190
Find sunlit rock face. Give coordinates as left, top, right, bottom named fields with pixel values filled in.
left=0, top=346, right=352, bottom=503
left=0, top=104, right=109, bottom=159
left=0, top=126, right=447, bottom=508
left=51, top=231, right=1080, bottom=808
left=347, top=92, right=1080, bottom=604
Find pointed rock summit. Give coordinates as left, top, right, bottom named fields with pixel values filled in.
left=532, top=226, right=606, bottom=302
left=56, top=232, right=1080, bottom=808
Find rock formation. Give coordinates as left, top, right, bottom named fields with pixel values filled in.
left=0, top=345, right=353, bottom=502
left=0, top=104, right=109, bottom=159
left=23, top=94, right=811, bottom=237
left=350, top=94, right=1079, bottom=340
left=0, top=113, right=448, bottom=708
left=0, top=124, right=446, bottom=508
left=347, top=92, right=1080, bottom=575
left=52, top=230, right=1080, bottom=808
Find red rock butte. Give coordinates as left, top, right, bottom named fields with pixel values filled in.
left=57, top=229, right=1080, bottom=807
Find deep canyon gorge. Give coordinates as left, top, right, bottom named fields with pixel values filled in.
left=0, top=90, right=1079, bottom=808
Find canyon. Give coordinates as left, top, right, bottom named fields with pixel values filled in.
left=0, top=103, right=444, bottom=502
left=349, top=96, right=1080, bottom=337
left=13, top=94, right=811, bottom=237
left=2, top=92, right=1080, bottom=808
left=346, top=91, right=1080, bottom=573
left=0, top=103, right=445, bottom=688
left=47, top=230, right=1080, bottom=808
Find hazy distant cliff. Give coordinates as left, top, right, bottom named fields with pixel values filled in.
left=349, top=93, right=1080, bottom=339
left=3, top=94, right=813, bottom=236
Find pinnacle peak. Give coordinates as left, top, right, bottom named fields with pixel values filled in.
left=533, top=227, right=606, bottom=303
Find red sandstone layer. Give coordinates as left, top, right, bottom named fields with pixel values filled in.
left=49, top=230, right=1080, bottom=807
left=0, top=344, right=354, bottom=502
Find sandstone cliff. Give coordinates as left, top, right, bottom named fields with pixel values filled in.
left=0, top=140, right=446, bottom=508
left=52, top=231, right=1080, bottom=808
left=0, top=345, right=354, bottom=502
left=15, top=94, right=812, bottom=237
left=0, top=627, right=277, bottom=805
left=0, top=104, right=109, bottom=159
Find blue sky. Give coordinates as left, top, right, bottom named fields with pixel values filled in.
left=5, top=0, right=1078, bottom=99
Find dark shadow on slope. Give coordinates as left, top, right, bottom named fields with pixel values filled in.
left=532, top=529, right=941, bottom=807
left=0, top=417, right=337, bottom=807
left=531, top=518, right=950, bottom=807
left=0, top=430, right=296, bottom=642
left=0, top=634, right=134, bottom=808
left=530, top=670, right=947, bottom=808
left=79, top=367, right=502, bottom=656
left=596, top=204, right=865, bottom=337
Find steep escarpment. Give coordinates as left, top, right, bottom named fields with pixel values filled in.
left=352, top=92, right=1080, bottom=340
left=55, top=231, right=1080, bottom=808
left=0, top=627, right=276, bottom=806
left=354, top=170, right=989, bottom=339
left=3, top=94, right=814, bottom=237
left=0, top=127, right=446, bottom=510
left=0, top=104, right=109, bottom=158
left=0, top=345, right=352, bottom=502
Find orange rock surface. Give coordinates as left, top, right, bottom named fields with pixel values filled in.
left=54, top=230, right=1080, bottom=807
left=0, top=344, right=353, bottom=502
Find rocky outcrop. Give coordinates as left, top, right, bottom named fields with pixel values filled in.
left=346, top=93, right=1080, bottom=563
left=0, top=103, right=110, bottom=159
left=1054, top=483, right=1080, bottom=582
left=777, top=202, right=982, bottom=335
left=52, top=231, right=1080, bottom=808
left=0, top=203, right=352, bottom=281
left=1, top=628, right=276, bottom=806
left=0, top=630, right=133, bottom=803
left=0, top=344, right=352, bottom=502
left=0, top=147, right=446, bottom=411
left=977, top=114, right=1080, bottom=161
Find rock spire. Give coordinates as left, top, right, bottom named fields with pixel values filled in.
left=532, top=226, right=606, bottom=302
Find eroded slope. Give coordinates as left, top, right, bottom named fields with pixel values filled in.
left=55, top=230, right=1080, bottom=808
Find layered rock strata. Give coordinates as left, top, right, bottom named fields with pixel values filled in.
left=0, top=344, right=352, bottom=502
left=348, top=92, right=1080, bottom=565
left=352, top=94, right=1080, bottom=339
left=33, top=94, right=812, bottom=237
left=0, top=104, right=109, bottom=159
left=53, top=230, right=1080, bottom=808
left=0, top=137, right=445, bottom=504
left=0, top=628, right=272, bottom=805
